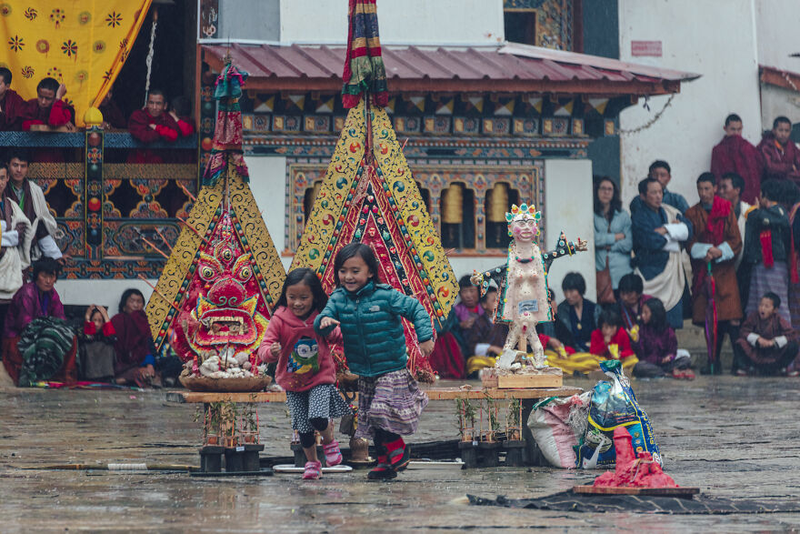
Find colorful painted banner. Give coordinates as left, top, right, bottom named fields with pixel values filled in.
left=0, top=0, right=153, bottom=126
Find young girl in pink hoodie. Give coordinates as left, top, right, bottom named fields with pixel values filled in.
left=257, top=268, right=351, bottom=480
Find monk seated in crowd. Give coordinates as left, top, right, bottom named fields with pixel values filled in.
left=110, top=289, right=159, bottom=387
left=0, top=68, right=27, bottom=131
left=128, top=89, right=194, bottom=164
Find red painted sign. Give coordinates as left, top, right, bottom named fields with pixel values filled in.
left=631, top=41, right=662, bottom=57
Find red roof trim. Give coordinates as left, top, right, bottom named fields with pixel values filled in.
left=202, top=43, right=699, bottom=97
left=760, top=65, right=800, bottom=93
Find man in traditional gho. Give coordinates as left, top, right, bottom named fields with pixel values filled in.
left=630, top=160, right=689, bottom=215
left=711, top=113, right=763, bottom=204
left=685, top=173, right=742, bottom=370
left=127, top=89, right=180, bottom=163
left=632, top=177, right=693, bottom=329
left=3, top=148, right=62, bottom=263
left=718, top=172, right=753, bottom=270
left=0, top=68, right=28, bottom=131
left=758, top=116, right=800, bottom=183
left=0, top=162, right=31, bottom=300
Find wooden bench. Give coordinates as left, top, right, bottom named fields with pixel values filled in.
left=166, top=385, right=581, bottom=404
left=167, top=385, right=583, bottom=470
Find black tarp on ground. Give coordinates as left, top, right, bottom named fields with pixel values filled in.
left=468, top=491, right=800, bottom=515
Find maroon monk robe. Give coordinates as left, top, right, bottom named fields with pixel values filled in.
left=757, top=132, right=800, bottom=183
left=1, top=281, right=76, bottom=385
left=171, top=115, right=197, bottom=165
left=0, top=89, right=28, bottom=131
left=99, top=100, right=128, bottom=129
left=21, top=99, right=74, bottom=129
left=20, top=99, right=76, bottom=162
left=127, top=109, right=180, bottom=163
left=711, top=134, right=763, bottom=204
left=110, top=309, right=154, bottom=379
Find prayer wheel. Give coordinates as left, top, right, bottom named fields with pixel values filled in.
left=487, top=183, right=509, bottom=223
left=442, top=183, right=464, bottom=224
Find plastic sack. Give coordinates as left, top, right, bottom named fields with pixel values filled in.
left=576, top=359, right=661, bottom=468
left=528, top=391, right=592, bottom=468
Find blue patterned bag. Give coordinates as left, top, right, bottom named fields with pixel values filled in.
left=576, top=360, right=661, bottom=468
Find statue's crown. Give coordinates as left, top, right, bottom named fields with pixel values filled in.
left=505, top=203, right=541, bottom=223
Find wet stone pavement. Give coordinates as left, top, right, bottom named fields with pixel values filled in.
left=2, top=376, right=800, bottom=532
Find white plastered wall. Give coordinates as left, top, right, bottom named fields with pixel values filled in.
left=280, top=0, right=504, bottom=45
left=56, top=279, right=157, bottom=314
left=246, top=155, right=292, bottom=272
left=617, top=0, right=762, bottom=208
left=755, top=0, right=800, bottom=129
left=543, top=159, right=596, bottom=302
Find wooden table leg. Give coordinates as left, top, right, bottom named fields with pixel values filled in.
left=520, top=398, right=543, bottom=466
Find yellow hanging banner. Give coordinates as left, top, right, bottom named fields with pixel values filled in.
left=0, top=0, right=153, bottom=126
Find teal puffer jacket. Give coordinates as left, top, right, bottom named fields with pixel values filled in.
left=314, top=281, right=433, bottom=377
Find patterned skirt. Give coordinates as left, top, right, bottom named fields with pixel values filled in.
left=747, top=261, right=790, bottom=322
left=18, top=317, right=77, bottom=387
left=356, top=369, right=429, bottom=439
left=286, top=384, right=352, bottom=434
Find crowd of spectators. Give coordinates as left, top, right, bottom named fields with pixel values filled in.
left=4, top=68, right=800, bottom=385
left=434, top=113, right=800, bottom=380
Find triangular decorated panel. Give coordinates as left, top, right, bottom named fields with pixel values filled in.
left=291, top=99, right=458, bottom=375
left=146, top=169, right=285, bottom=362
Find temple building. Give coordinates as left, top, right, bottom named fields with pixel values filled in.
left=2, top=0, right=710, bottom=307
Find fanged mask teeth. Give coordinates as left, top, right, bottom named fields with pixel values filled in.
left=208, top=316, right=244, bottom=325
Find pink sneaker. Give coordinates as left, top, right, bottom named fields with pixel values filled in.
left=302, top=461, right=322, bottom=480
left=322, top=440, right=343, bottom=467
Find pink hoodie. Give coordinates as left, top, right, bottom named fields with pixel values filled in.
left=258, top=307, right=342, bottom=392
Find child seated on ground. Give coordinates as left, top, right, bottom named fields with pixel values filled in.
left=734, top=292, right=799, bottom=376
left=548, top=308, right=637, bottom=375
left=427, top=275, right=476, bottom=379
left=632, top=298, right=694, bottom=379
left=79, top=305, right=117, bottom=382
left=557, top=272, right=601, bottom=352
left=453, top=274, right=483, bottom=342
left=464, top=287, right=503, bottom=376
left=467, top=287, right=500, bottom=356
left=617, top=273, right=651, bottom=343
left=589, top=309, right=638, bottom=372
left=467, top=288, right=576, bottom=376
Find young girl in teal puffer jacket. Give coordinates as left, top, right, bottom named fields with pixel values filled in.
left=315, top=243, right=434, bottom=480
